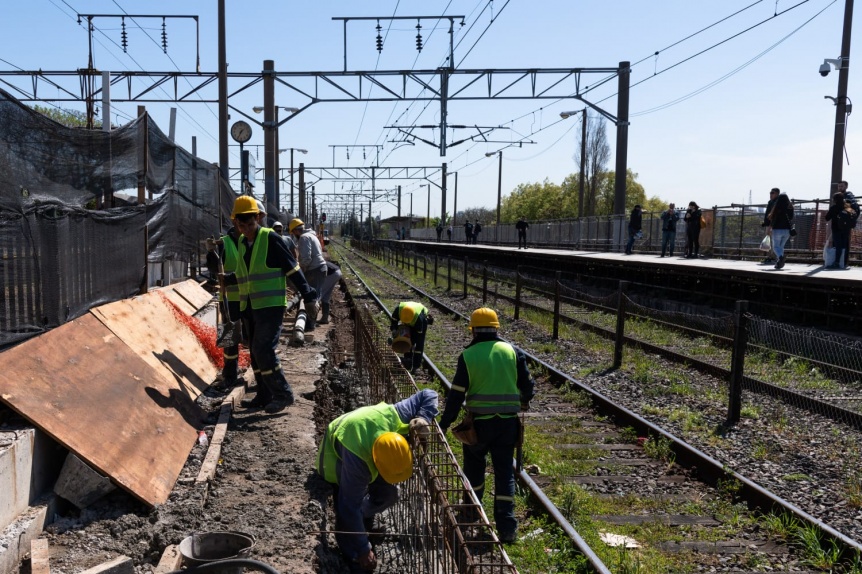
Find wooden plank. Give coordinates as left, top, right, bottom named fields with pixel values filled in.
left=77, top=556, right=133, bottom=574
left=29, top=539, right=49, bottom=574
left=171, top=279, right=215, bottom=312
left=0, top=314, right=201, bottom=506
left=91, top=293, right=216, bottom=398
left=195, top=399, right=235, bottom=484
left=153, top=545, right=183, bottom=574
left=159, top=288, right=196, bottom=317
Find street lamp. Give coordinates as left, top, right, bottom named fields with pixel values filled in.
left=421, top=183, right=431, bottom=227
left=560, top=109, right=588, bottom=217
left=253, top=106, right=300, bottom=210
left=485, top=151, right=503, bottom=242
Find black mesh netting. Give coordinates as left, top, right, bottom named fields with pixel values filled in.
left=0, top=87, right=237, bottom=348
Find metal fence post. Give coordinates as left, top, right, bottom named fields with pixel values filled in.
left=553, top=271, right=562, bottom=339
left=514, top=266, right=522, bottom=320
left=423, top=256, right=427, bottom=280
left=433, top=254, right=438, bottom=286
left=414, top=254, right=418, bottom=275
left=482, top=262, right=488, bottom=304
left=463, top=256, right=469, bottom=298
left=447, top=256, right=452, bottom=291
left=613, top=281, right=629, bottom=368
left=728, top=300, right=749, bottom=424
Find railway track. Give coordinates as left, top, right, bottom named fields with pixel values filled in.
left=333, top=239, right=862, bottom=574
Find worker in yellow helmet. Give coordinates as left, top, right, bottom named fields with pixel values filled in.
left=316, top=389, right=438, bottom=573
left=438, top=308, right=534, bottom=544
left=389, top=301, right=433, bottom=372
left=220, top=196, right=318, bottom=413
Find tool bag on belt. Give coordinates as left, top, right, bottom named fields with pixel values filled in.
left=451, top=412, right=478, bottom=445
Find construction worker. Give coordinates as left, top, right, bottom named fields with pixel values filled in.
left=205, top=226, right=242, bottom=389
left=389, top=301, right=433, bottom=371
left=438, top=308, right=535, bottom=544
left=289, top=218, right=326, bottom=330
left=316, top=389, right=439, bottom=573
left=318, top=261, right=342, bottom=325
left=221, top=196, right=318, bottom=413
left=272, top=220, right=284, bottom=235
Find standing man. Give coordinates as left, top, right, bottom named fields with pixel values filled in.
left=438, top=308, right=535, bottom=544
left=206, top=225, right=242, bottom=389
left=464, top=220, right=473, bottom=245
left=447, top=224, right=453, bottom=242
left=761, top=188, right=779, bottom=264
left=659, top=204, right=679, bottom=258
left=389, top=301, right=433, bottom=372
left=435, top=222, right=444, bottom=242
left=625, top=204, right=643, bottom=255
left=473, top=220, right=482, bottom=244
left=288, top=218, right=327, bottom=330
left=837, top=181, right=860, bottom=267
left=222, top=196, right=318, bottom=413
left=515, top=216, right=529, bottom=249
left=316, top=389, right=439, bottom=573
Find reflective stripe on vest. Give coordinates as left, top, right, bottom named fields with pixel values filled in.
left=237, top=227, right=287, bottom=311
left=218, top=235, right=241, bottom=303
left=315, top=403, right=409, bottom=484
left=398, top=302, right=427, bottom=326
left=463, top=340, right=520, bottom=419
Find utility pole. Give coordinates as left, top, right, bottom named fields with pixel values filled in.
left=579, top=109, right=587, bottom=218
left=613, top=61, right=631, bottom=215
left=218, top=0, right=228, bottom=182
left=830, top=0, right=854, bottom=193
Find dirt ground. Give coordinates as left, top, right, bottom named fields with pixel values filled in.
left=33, top=291, right=359, bottom=574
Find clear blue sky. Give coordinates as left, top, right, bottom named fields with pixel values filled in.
left=2, top=1, right=857, bottom=220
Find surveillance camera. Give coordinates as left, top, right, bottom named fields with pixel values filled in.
left=820, top=63, right=831, bottom=77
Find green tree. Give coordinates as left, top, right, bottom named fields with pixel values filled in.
left=595, top=168, right=646, bottom=215
left=501, top=179, right=567, bottom=222
left=32, top=105, right=101, bottom=129
left=575, top=113, right=611, bottom=216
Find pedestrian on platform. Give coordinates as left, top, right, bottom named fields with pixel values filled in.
left=768, top=192, right=794, bottom=270
left=837, top=181, right=860, bottom=267
left=438, top=308, right=535, bottom=544
left=316, top=389, right=439, bottom=573
left=515, top=216, right=529, bottom=249
left=625, top=204, right=642, bottom=255
left=825, top=192, right=855, bottom=270
left=659, top=203, right=679, bottom=257
left=436, top=222, right=444, bottom=242
left=221, top=196, right=318, bottom=413
left=761, top=188, right=779, bottom=263
left=289, top=218, right=327, bottom=330
left=473, top=220, right=482, bottom=244
left=684, top=201, right=702, bottom=259
left=464, top=220, right=473, bottom=245
left=447, top=224, right=453, bottom=242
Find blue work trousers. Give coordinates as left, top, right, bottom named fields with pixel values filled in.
left=242, top=305, right=292, bottom=399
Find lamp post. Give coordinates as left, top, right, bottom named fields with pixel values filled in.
left=821, top=0, right=854, bottom=193
left=561, top=110, right=588, bottom=217
left=485, top=151, right=503, bottom=242
left=253, top=105, right=299, bottom=211
left=422, top=183, right=431, bottom=227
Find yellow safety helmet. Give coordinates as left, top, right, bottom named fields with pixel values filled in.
left=469, top=307, right=500, bottom=331
left=399, top=305, right=416, bottom=325
left=231, top=195, right=260, bottom=218
left=372, top=432, right=413, bottom=484
left=288, top=218, right=305, bottom=233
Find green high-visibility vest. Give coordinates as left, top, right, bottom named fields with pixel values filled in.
left=397, top=302, right=427, bottom=326
left=316, top=403, right=410, bottom=484
left=237, top=227, right=287, bottom=311
left=462, top=340, right=520, bottom=420
left=218, top=235, right=240, bottom=303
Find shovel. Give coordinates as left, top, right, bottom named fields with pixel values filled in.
left=213, top=246, right=242, bottom=349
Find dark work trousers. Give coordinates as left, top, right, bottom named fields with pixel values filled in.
left=241, top=305, right=293, bottom=401
left=660, top=231, right=676, bottom=257
left=221, top=300, right=242, bottom=383
left=517, top=231, right=527, bottom=249
left=833, top=229, right=851, bottom=268
left=462, top=415, right=520, bottom=536
left=402, top=314, right=428, bottom=370
left=686, top=229, right=700, bottom=257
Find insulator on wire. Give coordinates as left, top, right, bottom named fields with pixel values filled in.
left=363, top=147, right=366, bottom=160
left=415, top=20, right=423, bottom=52
left=375, top=20, right=383, bottom=52
left=161, top=18, right=168, bottom=53
left=121, top=17, right=128, bottom=52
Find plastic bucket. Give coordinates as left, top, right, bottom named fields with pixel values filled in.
left=392, top=324, right=412, bottom=355
left=179, top=531, right=255, bottom=574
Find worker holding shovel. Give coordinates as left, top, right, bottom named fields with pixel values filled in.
left=206, top=227, right=244, bottom=390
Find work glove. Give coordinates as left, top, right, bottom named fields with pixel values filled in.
left=205, top=237, right=218, bottom=252
left=302, top=288, right=318, bottom=304
left=409, top=417, right=430, bottom=440
left=426, top=314, right=434, bottom=326
left=387, top=337, right=393, bottom=345
left=219, top=272, right=237, bottom=286
left=357, top=550, right=377, bottom=571
left=520, top=401, right=531, bottom=412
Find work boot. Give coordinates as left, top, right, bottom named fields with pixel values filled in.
left=240, top=394, right=268, bottom=408
left=498, top=530, right=518, bottom=544
left=264, top=393, right=294, bottom=413
left=318, top=303, right=331, bottom=324
left=262, top=372, right=294, bottom=413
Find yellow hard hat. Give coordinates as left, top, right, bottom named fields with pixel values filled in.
left=469, top=307, right=500, bottom=330
left=372, top=432, right=412, bottom=484
left=399, top=305, right=415, bottom=324
left=288, top=218, right=305, bottom=233
left=231, top=196, right=259, bottom=218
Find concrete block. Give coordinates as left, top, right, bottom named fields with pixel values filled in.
left=0, top=430, right=35, bottom=531
left=53, top=454, right=115, bottom=509
left=0, top=498, right=54, bottom=574
left=77, top=556, right=133, bottom=574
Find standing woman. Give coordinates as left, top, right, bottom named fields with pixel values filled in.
left=683, top=201, right=702, bottom=259
left=768, top=192, right=794, bottom=270
left=825, top=192, right=852, bottom=269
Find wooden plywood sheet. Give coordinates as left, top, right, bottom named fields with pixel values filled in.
left=0, top=314, right=201, bottom=506
left=159, top=288, right=196, bottom=316
left=170, top=280, right=214, bottom=313
left=92, top=293, right=216, bottom=398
